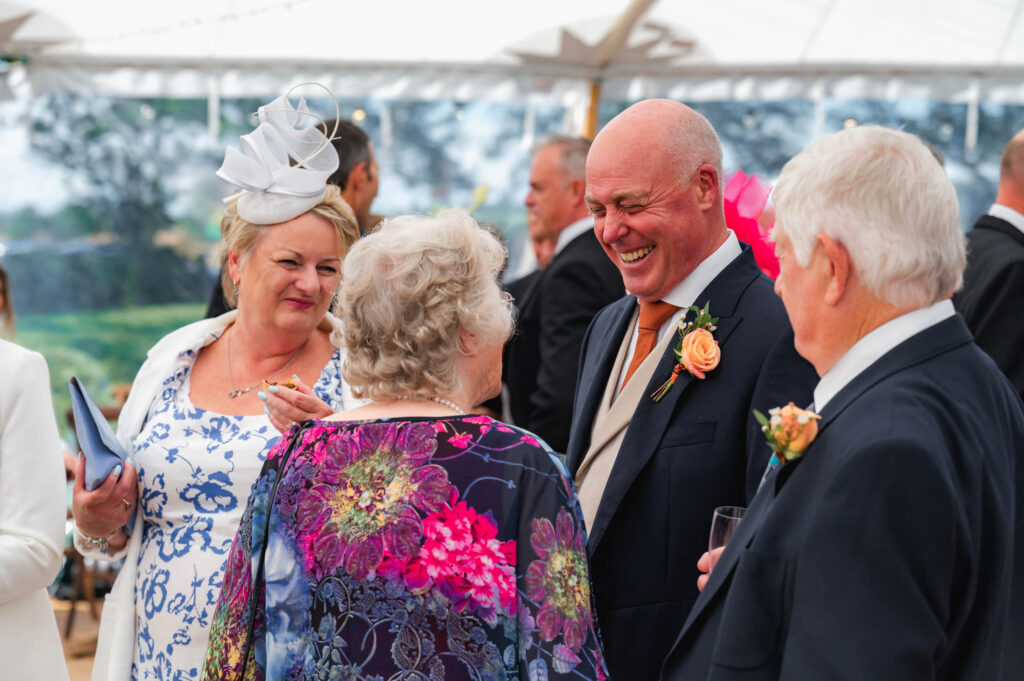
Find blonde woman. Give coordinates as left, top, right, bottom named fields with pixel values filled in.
left=72, top=91, right=362, bottom=681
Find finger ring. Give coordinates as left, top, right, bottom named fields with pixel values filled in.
left=121, top=498, right=131, bottom=509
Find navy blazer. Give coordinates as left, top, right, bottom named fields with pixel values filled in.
left=503, top=268, right=545, bottom=427
left=661, top=315, right=1024, bottom=681
left=566, top=246, right=816, bottom=681
left=954, top=214, right=1024, bottom=401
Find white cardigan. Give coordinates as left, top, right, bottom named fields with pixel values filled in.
left=0, top=340, right=71, bottom=681
left=79, top=311, right=359, bottom=681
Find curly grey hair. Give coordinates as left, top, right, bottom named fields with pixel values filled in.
left=339, top=209, right=513, bottom=400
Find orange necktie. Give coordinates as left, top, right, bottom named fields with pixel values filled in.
left=622, top=300, right=679, bottom=388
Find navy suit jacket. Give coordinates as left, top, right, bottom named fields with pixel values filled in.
left=503, top=269, right=544, bottom=427
left=661, top=315, right=1024, bottom=681
left=565, top=246, right=816, bottom=681
left=954, top=214, right=1024, bottom=401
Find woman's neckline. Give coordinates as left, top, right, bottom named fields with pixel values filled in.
left=181, top=346, right=341, bottom=418
left=317, top=413, right=484, bottom=426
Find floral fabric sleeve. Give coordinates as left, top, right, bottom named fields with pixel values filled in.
left=201, top=434, right=291, bottom=680
left=513, top=439, right=608, bottom=681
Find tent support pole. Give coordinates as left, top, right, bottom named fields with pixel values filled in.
left=207, top=77, right=221, bottom=145
left=965, top=77, right=979, bottom=157
left=584, top=80, right=601, bottom=139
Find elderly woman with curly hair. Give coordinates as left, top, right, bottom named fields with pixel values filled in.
left=202, top=210, right=608, bottom=681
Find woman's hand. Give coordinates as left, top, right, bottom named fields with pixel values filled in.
left=259, top=375, right=334, bottom=433
left=696, top=547, right=725, bottom=592
left=72, top=453, right=138, bottom=547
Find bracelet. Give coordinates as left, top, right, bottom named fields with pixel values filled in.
left=74, top=525, right=118, bottom=555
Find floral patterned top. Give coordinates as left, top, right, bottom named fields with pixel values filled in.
left=201, top=416, right=607, bottom=681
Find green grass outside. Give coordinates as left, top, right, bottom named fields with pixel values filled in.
left=14, top=303, right=207, bottom=441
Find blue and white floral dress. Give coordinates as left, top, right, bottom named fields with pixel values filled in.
left=130, top=346, right=347, bottom=681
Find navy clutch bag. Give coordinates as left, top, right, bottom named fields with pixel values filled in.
left=68, top=376, right=128, bottom=491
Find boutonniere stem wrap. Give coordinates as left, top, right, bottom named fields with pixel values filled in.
left=651, top=302, right=720, bottom=402
left=753, top=402, right=821, bottom=465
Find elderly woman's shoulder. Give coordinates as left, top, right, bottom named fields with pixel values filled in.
left=467, top=416, right=566, bottom=471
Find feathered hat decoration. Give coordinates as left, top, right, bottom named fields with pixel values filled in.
left=217, top=83, right=340, bottom=225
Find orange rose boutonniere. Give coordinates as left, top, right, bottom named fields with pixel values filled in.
left=651, top=302, right=720, bottom=402
left=753, top=402, right=821, bottom=465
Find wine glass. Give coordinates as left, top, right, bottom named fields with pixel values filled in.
left=708, top=505, right=746, bottom=569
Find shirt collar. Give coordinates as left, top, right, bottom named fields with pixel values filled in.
left=554, top=216, right=595, bottom=255
left=813, top=299, right=955, bottom=412
left=660, top=231, right=742, bottom=311
left=988, top=204, right=1024, bottom=236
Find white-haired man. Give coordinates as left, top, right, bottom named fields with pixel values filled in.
left=661, top=125, right=1024, bottom=681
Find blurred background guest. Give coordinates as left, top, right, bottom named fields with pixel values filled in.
left=954, top=126, right=1024, bottom=402
left=203, top=210, right=607, bottom=681
left=0, top=264, right=14, bottom=339
left=505, top=136, right=622, bottom=452
left=325, top=118, right=381, bottom=235
left=0, top=337, right=70, bottom=681
left=71, top=91, right=361, bottom=681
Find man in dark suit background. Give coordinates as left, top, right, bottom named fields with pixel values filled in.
left=954, top=127, right=1024, bottom=401
left=567, top=99, right=816, bottom=681
left=324, top=119, right=380, bottom=235
left=662, top=125, right=1024, bottom=681
left=504, top=136, right=622, bottom=452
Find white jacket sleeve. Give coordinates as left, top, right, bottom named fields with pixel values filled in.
left=0, top=343, right=67, bottom=605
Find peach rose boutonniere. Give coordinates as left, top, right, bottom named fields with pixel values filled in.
left=651, top=302, right=720, bottom=402
left=753, top=402, right=821, bottom=465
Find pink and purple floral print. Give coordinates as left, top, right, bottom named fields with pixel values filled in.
left=202, top=416, right=607, bottom=681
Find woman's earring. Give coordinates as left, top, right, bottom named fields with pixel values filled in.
left=232, top=281, right=239, bottom=298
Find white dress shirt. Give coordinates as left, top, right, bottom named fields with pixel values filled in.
left=813, top=299, right=955, bottom=412
left=988, top=203, right=1024, bottom=236
left=615, top=231, right=742, bottom=393
left=553, top=216, right=595, bottom=256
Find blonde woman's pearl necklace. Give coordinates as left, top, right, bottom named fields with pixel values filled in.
left=395, top=395, right=467, bottom=415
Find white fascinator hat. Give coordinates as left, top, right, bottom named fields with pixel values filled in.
left=216, top=84, right=340, bottom=225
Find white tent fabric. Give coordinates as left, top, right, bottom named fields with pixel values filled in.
left=3, top=0, right=1024, bottom=105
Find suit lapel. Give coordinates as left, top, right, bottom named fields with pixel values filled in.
left=975, top=214, right=1024, bottom=250
left=674, top=471, right=777, bottom=639
left=580, top=320, right=657, bottom=469
left=586, top=249, right=760, bottom=554
left=565, top=297, right=635, bottom=474
left=770, top=316, right=972, bottom=498
left=516, top=268, right=546, bottom=314
left=813, top=315, right=974, bottom=441
left=668, top=313, right=977, bottom=658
